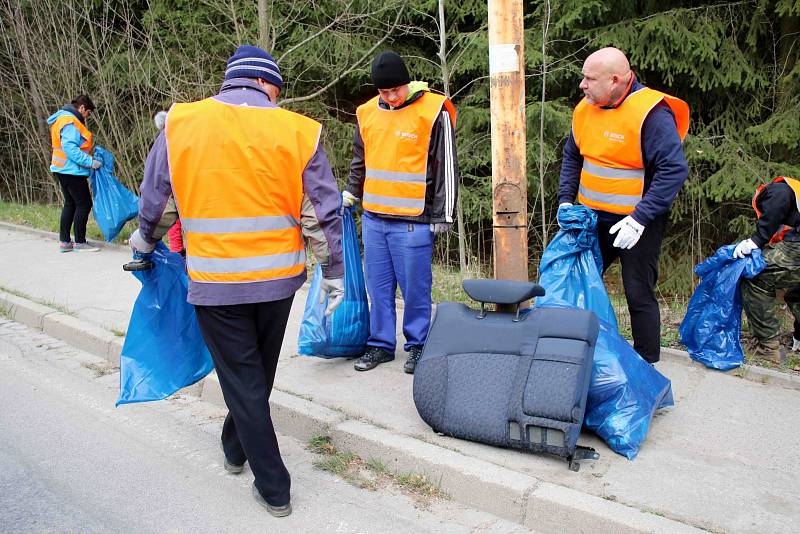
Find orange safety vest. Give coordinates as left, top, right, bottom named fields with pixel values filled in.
left=573, top=87, right=689, bottom=215
left=357, top=91, right=456, bottom=217
left=752, top=176, right=800, bottom=245
left=166, top=97, right=321, bottom=284
left=50, top=114, right=93, bottom=168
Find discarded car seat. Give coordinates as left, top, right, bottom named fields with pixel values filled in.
left=413, top=279, right=600, bottom=471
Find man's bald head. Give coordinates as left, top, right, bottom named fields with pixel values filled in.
left=580, top=47, right=633, bottom=106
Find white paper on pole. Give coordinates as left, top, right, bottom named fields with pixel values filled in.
left=489, top=44, right=519, bottom=75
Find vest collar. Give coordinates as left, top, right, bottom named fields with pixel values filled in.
left=378, top=81, right=428, bottom=110
left=220, top=77, right=271, bottom=97
left=602, top=73, right=642, bottom=110
left=60, top=104, right=85, bottom=125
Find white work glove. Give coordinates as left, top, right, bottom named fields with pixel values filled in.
left=153, top=111, right=168, bottom=131
left=319, top=277, right=345, bottom=316
left=557, top=202, right=573, bottom=229
left=733, top=238, right=759, bottom=259
left=609, top=216, right=645, bottom=249
left=430, top=223, right=451, bottom=234
left=342, top=191, right=359, bottom=208
left=90, top=158, right=103, bottom=170
left=128, top=228, right=156, bottom=254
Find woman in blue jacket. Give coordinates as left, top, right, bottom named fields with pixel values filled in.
left=47, top=95, right=101, bottom=252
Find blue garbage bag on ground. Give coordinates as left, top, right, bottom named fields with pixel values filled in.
left=536, top=205, right=673, bottom=459
left=89, top=146, right=139, bottom=242
left=537, top=205, right=618, bottom=329
left=679, top=245, right=766, bottom=370
left=585, top=317, right=674, bottom=459
left=298, top=206, right=369, bottom=357
left=117, top=242, right=214, bottom=406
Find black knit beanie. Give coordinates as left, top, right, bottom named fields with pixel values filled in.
left=370, top=51, right=411, bottom=89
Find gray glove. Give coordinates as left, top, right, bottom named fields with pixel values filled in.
left=319, top=277, right=345, bottom=316
left=430, top=223, right=452, bottom=234
left=90, top=158, right=103, bottom=170
left=128, top=229, right=156, bottom=254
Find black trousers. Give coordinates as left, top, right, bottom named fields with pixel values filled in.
left=54, top=172, right=93, bottom=243
left=597, top=215, right=666, bottom=363
left=194, top=296, right=294, bottom=506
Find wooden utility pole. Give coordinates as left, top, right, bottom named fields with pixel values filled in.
left=488, top=0, right=528, bottom=282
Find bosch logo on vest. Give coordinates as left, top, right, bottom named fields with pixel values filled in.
left=395, top=130, right=418, bottom=141
left=603, top=130, right=625, bottom=143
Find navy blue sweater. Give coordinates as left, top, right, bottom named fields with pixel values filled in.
left=558, top=78, right=689, bottom=226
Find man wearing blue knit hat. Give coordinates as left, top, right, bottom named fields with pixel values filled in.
left=130, top=45, right=344, bottom=517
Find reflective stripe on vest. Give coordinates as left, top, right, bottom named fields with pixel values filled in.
left=357, top=91, right=456, bottom=217
left=752, top=176, right=800, bottom=244
left=50, top=114, right=92, bottom=168
left=166, top=97, right=320, bottom=284
left=573, top=87, right=690, bottom=215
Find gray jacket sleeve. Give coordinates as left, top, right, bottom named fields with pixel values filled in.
left=138, top=133, right=173, bottom=244
left=302, top=144, right=344, bottom=279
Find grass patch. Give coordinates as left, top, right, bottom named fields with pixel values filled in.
left=0, top=284, right=76, bottom=316
left=0, top=302, right=12, bottom=319
left=430, top=261, right=491, bottom=304
left=0, top=200, right=136, bottom=244
left=81, top=361, right=117, bottom=378
left=0, top=284, right=32, bottom=300
left=40, top=298, right=76, bottom=316
left=307, top=436, right=448, bottom=504
left=110, top=326, right=126, bottom=337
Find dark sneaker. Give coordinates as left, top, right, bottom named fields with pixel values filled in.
left=354, top=346, right=394, bottom=371
left=251, top=483, right=292, bottom=517
left=220, top=439, right=244, bottom=474
left=404, top=345, right=424, bottom=374
left=59, top=241, right=73, bottom=253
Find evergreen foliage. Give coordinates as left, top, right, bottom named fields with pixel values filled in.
left=1, top=0, right=799, bottom=294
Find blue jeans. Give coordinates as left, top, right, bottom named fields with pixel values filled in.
left=362, top=212, right=434, bottom=353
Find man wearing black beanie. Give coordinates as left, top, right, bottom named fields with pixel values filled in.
left=343, top=50, right=460, bottom=374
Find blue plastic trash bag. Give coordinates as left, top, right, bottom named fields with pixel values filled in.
left=537, top=205, right=618, bottom=328
left=679, top=245, right=766, bottom=370
left=117, top=242, right=214, bottom=406
left=89, top=146, right=139, bottom=242
left=585, top=318, right=674, bottom=459
left=298, top=206, right=369, bottom=357
left=536, top=205, right=673, bottom=459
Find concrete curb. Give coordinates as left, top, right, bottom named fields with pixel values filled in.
left=0, top=286, right=706, bottom=533
left=660, top=347, right=800, bottom=391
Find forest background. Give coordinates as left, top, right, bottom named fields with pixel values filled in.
left=2, top=0, right=800, bottom=301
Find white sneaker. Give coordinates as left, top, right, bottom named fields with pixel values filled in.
left=73, top=242, right=100, bottom=252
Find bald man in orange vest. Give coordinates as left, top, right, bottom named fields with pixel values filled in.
left=558, top=47, right=690, bottom=364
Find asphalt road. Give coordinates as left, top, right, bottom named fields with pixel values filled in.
left=0, top=317, right=529, bottom=534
